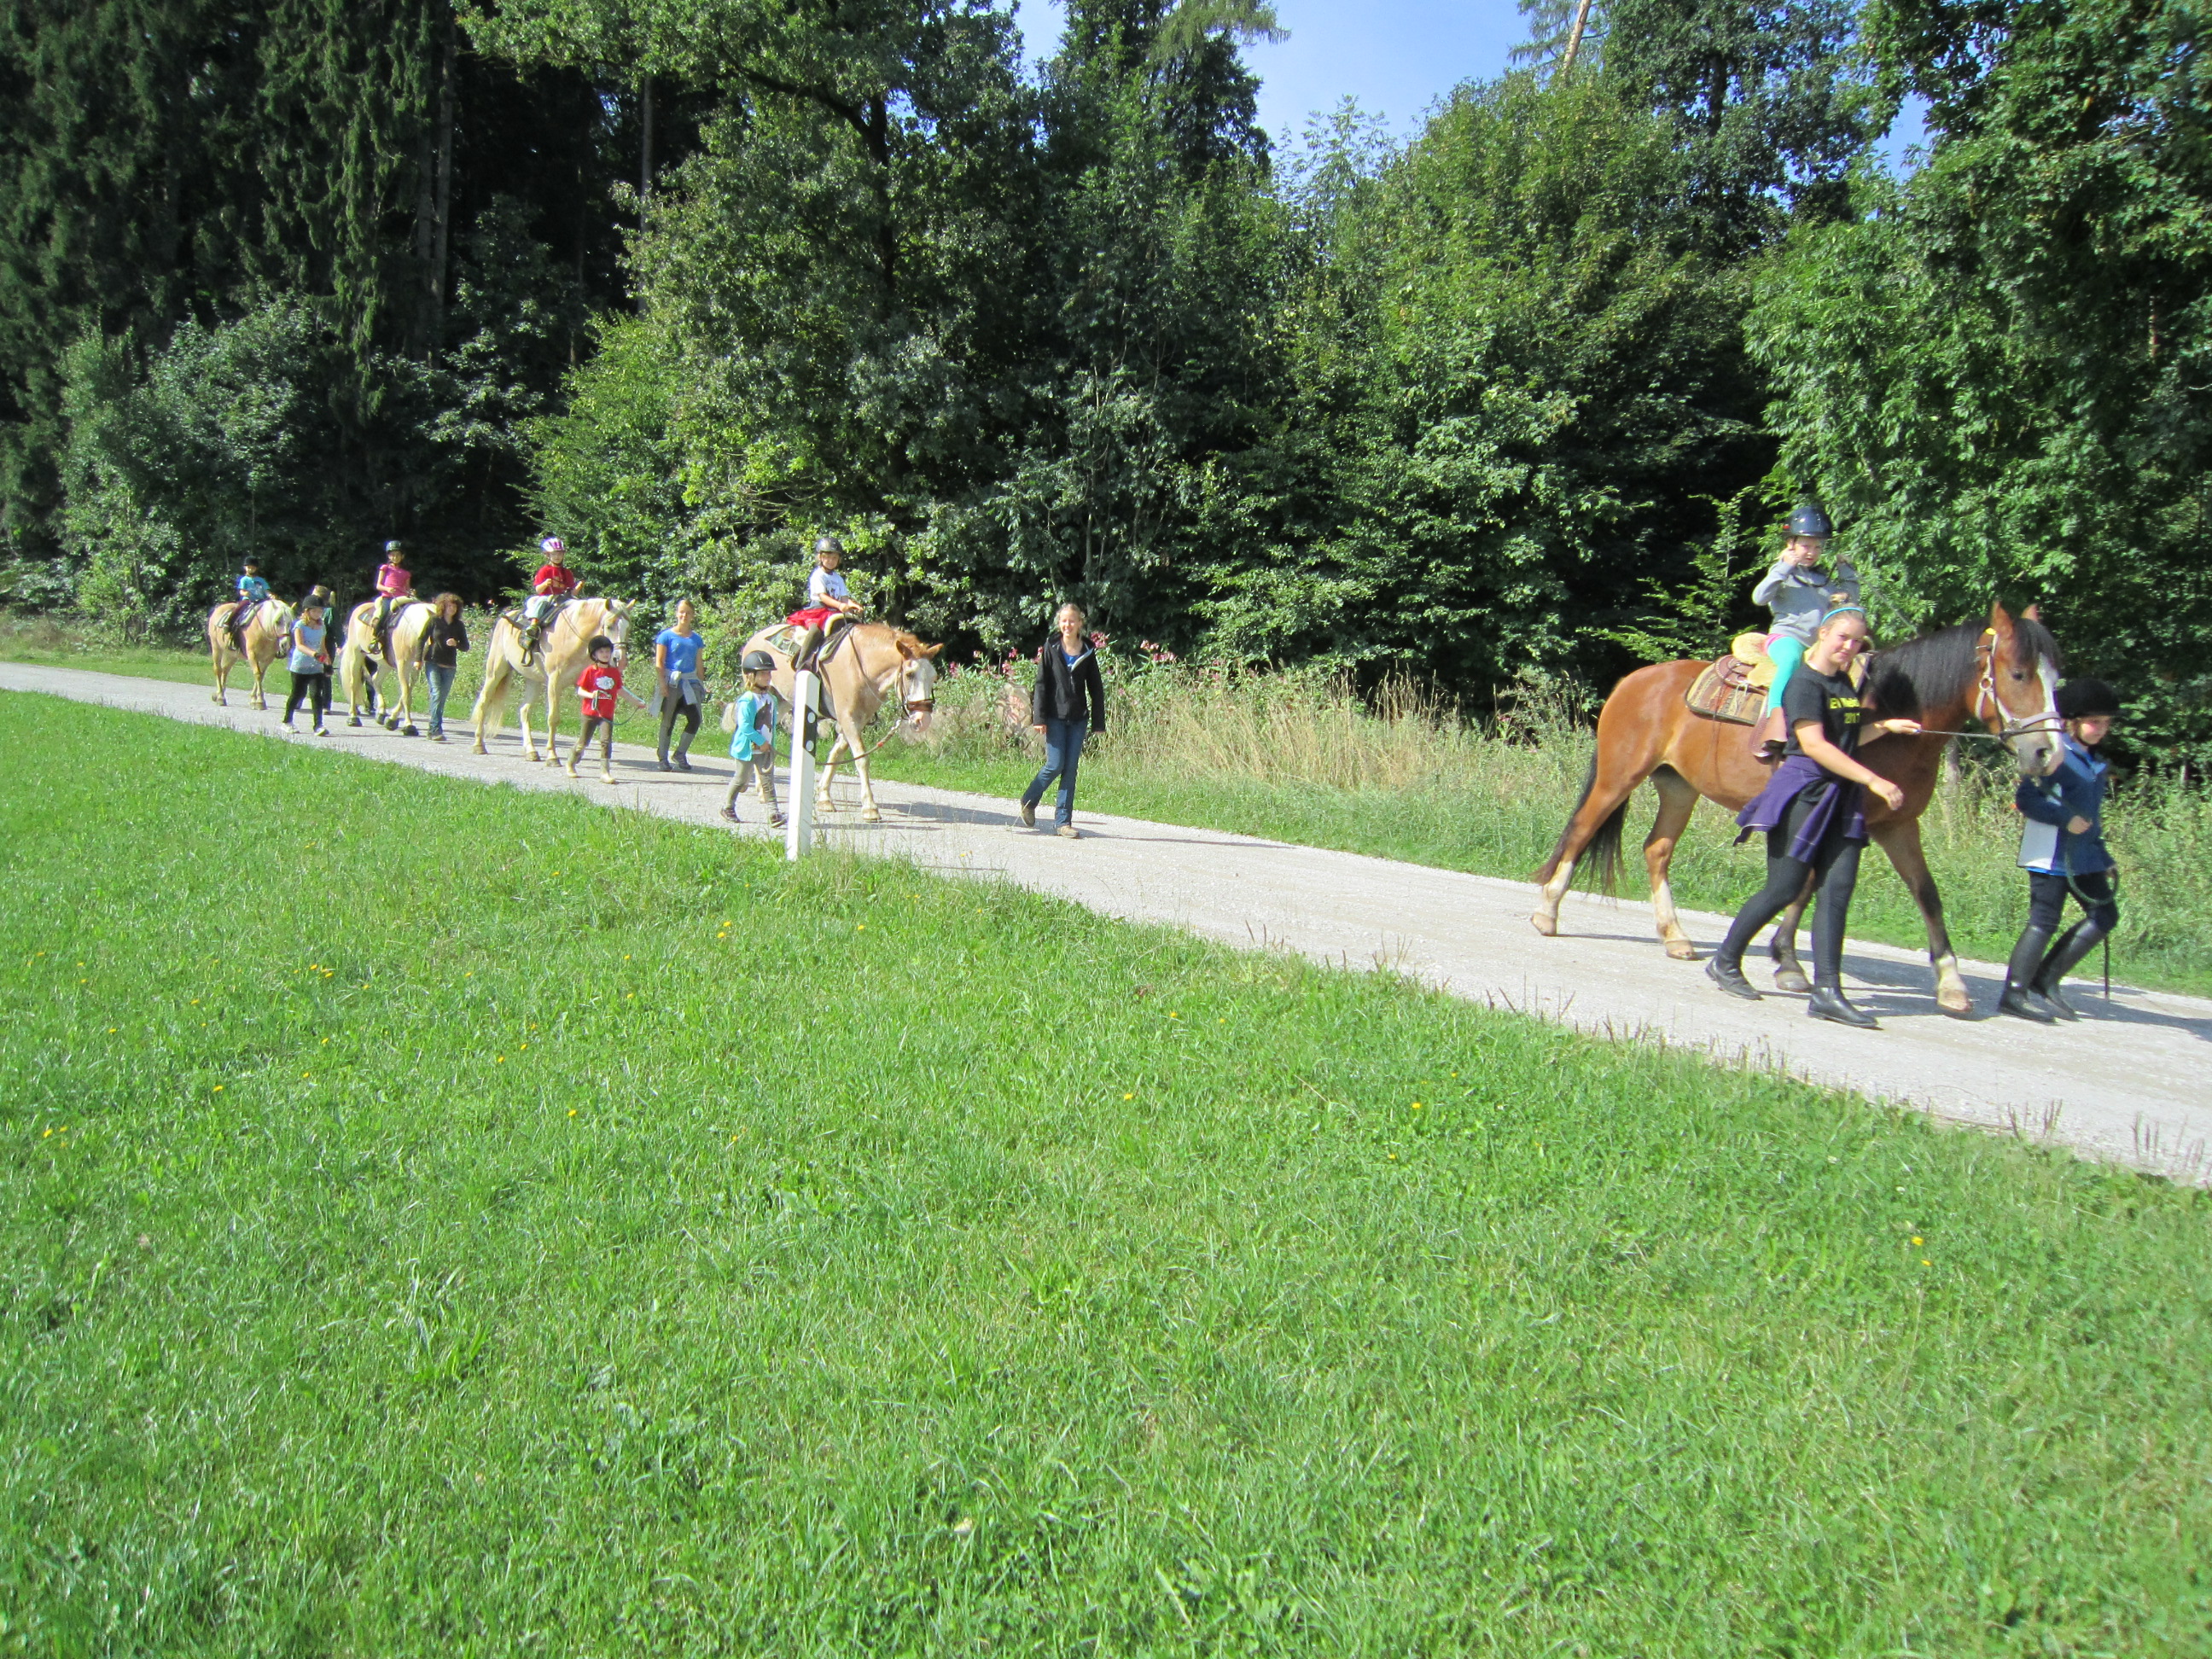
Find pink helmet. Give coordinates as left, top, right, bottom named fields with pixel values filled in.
left=541, top=536, right=565, bottom=556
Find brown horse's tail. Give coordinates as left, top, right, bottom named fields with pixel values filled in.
left=1533, top=755, right=1627, bottom=894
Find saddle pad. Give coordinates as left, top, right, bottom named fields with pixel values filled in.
left=1686, top=658, right=1767, bottom=726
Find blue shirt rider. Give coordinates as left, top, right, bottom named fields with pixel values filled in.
left=230, top=561, right=271, bottom=647
left=1751, top=500, right=1861, bottom=761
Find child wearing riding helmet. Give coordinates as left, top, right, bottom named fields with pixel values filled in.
left=525, top=536, right=579, bottom=656
left=1708, top=603, right=1922, bottom=1029
left=371, top=540, right=414, bottom=660
left=787, top=535, right=864, bottom=671
left=230, top=560, right=271, bottom=650
left=720, top=650, right=784, bottom=828
left=1750, top=500, right=1861, bottom=762
left=2000, top=678, right=2122, bottom=1022
left=567, top=634, right=644, bottom=783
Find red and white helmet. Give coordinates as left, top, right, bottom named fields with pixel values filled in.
left=540, top=535, right=566, bottom=556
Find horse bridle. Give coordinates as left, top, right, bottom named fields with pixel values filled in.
left=1970, top=626, right=2064, bottom=742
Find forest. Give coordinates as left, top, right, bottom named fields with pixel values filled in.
left=2, top=0, right=2206, bottom=761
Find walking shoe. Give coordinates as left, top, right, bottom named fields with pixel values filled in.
left=1057, top=824, right=1080, bottom=840
left=1998, top=985, right=2056, bottom=1023
left=601, top=770, right=617, bottom=784
left=1807, top=985, right=1878, bottom=1029
left=673, top=753, right=693, bottom=772
left=768, top=812, right=787, bottom=829
left=314, top=726, right=329, bottom=736
left=719, top=806, right=740, bottom=824
left=1705, top=957, right=1761, bottom=1001
left=282, top=719, right=294, bottom=731
left=658, top=757, right=672, bottom=772
left=428, top=731, right=447, bottom=743
left=565, top=760, right=580, bottom=778
left=1018, top=800, right=1036, bottom=828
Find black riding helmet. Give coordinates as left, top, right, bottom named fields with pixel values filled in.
left=742, top=649, right=777, bottom=673
left=586, top=634, right=615, bottom=659
left=2057, top=677, right=2121, bottom=720
left=383, top=538, right=407, bottom=556
left=1785, top=499, right=1832, bottom=538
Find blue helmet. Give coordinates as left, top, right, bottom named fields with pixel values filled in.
left=1785, top=500, right=1832, bottom=538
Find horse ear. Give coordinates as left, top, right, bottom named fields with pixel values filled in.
left=925, top=643, right=944, bottom=659
left=1988, top=600, right=2013, bottom=627
left=2023, top=602, right=2041, bottom=622
left=896, top=637, right=917, bottom=660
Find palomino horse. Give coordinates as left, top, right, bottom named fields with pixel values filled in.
left=743, top=621, right=942, bottom=823
left=1529, top=603, right=2064, bottom=1016
left=471, top=597, right=636, bottom=765
left=206, top=598, right=295, bottom=709
left=336, top=600, right=436, bottom=733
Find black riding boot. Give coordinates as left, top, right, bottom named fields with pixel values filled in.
left=2032, top=921, right=2108, bottom=1021
left=2000, top=923, right=2058, bottom=1022
left=1705, top=953, right=1761, bottom=1000
left=1807, top=981, right=1878, bottom=1028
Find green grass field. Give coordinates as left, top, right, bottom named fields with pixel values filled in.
left=5, top=698, right=2211, bottom=1655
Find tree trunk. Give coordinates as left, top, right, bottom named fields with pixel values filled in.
left=640, top=74, right=654, bottom=233
left=429, top=0, right=456, bottom=351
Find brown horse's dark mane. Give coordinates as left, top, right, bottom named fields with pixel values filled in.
left=1866, top=615, right=2062, bottom=718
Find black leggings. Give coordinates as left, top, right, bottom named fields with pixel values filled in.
left=2028, top=869, right=2117, bottom=940
left=658, top=696, right=701, bottom=749
left=1718, top=804, right=1865, bottom=987
left=283, top=673, right=330, bottom=725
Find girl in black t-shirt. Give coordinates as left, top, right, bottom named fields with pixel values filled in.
left=1708, top=608, right=1924, bottom=1028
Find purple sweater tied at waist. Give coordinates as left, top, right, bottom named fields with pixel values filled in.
left=1735, top=754, right=1867, bottom=859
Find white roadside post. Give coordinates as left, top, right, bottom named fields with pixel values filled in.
left=785, top=668, right=818, bottom=861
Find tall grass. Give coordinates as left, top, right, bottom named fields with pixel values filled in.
left=882, top=653, right=2212, bottom=995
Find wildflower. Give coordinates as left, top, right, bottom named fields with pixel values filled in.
left=1911, top=1236, right=1923, bottom=1246
left=496, top=1056, right=504, bottom=1063
left=1412, top=1102, right=1423, bottom=1110
left=568, top=1109, right=578, bottom=1117
left=213, top=1085, right=224, bottom=1091
left=1123, top=1092, right=1133, bottom=1100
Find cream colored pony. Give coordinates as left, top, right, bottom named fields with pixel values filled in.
left=743, top=620, right=941, bottom=822
left=206, top=597, right=295, bottom=709
left=471, top=597, right=635, bottom=764
left=336, top=600, right=436, bottom=734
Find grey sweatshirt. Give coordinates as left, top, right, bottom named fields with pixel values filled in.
left=1753, top=557, right=1861, bottom=643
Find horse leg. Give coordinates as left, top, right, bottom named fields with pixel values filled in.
left=1644, top=766, right=1700, bottom=960
left=816, top=733, right=850, bottom=811
left=850, top=728, right=884, bottom=823
left=1873, top=818, right=1973, bottom=1017
left=542, top=682, right=562, bottom=766
left=470, top=658, right=505, bottom=754
left=211, top=647, right=228, bottom=706
left=1769, top=878, right=1814, bottom=993
left=1530, top=753, right=1660, bottom=937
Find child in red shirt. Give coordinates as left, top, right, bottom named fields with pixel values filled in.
left=567, top=635, right=643, bottom=783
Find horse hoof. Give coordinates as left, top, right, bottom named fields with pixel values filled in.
left=1528, top=911, right=1557, bottom=937
left=1773, top=969, right=1813, bottom=994
left=863, top=808, right=883, bottom=824
left=1665, top=940, right=1698, bottom=962
left=402, top=725, right=419, bottom=737
left=348, top=718, right=362, bottom=728
left=1938, top=992, right=1975, bottom=1019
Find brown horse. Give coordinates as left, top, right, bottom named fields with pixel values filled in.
left=1529, top=602, right=2064, bottom=1016
left=743, top=621, right=942, bottom=822
left=206, top=597, right=295, bottom=709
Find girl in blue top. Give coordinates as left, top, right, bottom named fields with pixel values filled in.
left=720, top=651, right=783, bottom=827
left=654, top=598, right=707, bottom=771
left=2000, top=678, right=2122, bottom=1022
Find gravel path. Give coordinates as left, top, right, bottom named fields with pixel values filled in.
left=12, top=661, right=2209, bottom=1182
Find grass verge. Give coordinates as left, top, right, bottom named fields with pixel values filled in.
left=4, top=699, right=2211, bottom=1654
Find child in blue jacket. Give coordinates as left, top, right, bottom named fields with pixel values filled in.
left=720, top=650, right=784, bottom=828
left=2000, top=678, right=2122, bottom=1022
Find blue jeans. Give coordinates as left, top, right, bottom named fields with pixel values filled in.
left=1022, top=720, right=1087, bottom=826
left=426, top=664, right=456, bottom=734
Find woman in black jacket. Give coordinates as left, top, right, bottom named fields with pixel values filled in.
left=1018, top=603, right=1107, bottom=838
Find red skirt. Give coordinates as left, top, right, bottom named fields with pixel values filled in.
left=787, top=606, right=836, bottom=629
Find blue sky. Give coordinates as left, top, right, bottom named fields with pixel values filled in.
left=1014, top=0, right=1928, bottom=167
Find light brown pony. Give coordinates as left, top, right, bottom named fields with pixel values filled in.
left=471, top=597, right=636, bottom=765
left=743, top=621, right=943, bottom=822
left=335, top=600, right=437, bottom=732
left=206, top=597, right=295, bottom=709
left=1529, top=602, right=2064, bottom=1016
